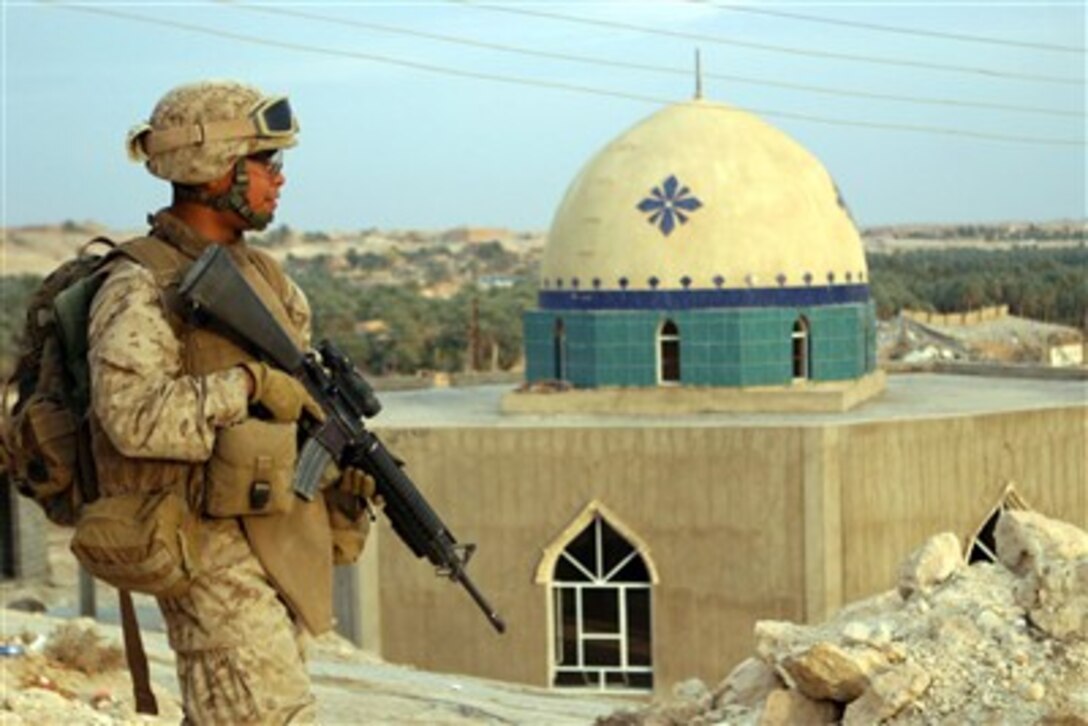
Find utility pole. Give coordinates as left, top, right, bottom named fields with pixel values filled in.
left=468, top=296, right=481, bottom=372
left=694, top=48, right=703, bottom=99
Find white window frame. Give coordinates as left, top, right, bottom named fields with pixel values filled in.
left=792, top=316, right=810, bottom=381
left=657, top=319, right=680, bottom=386
left=550, top=515, right=653, bottom=692
left=967, top=484, right=1031, bottom=563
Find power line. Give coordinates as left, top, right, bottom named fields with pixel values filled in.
left=705, top=3, right=1086, bottom=54
left=461, top=1, right=1085, bottom=87
left=229, top=1, right=1083, bottom=120
left=49, top=3, right=1086, bottom=148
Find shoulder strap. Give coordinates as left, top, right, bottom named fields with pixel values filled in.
left=119, top=589, right=158, bottom=715
left=111, top=236, right=192, bottom=288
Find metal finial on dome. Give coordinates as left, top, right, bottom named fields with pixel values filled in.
left=694, top=48, right=703, bottom=99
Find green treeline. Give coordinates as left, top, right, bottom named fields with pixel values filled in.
left=0, top=246, right=1084, bottom=380
left=867, top=247, right=1087, bottom=325
left=287, top=259, right=535, bottom=375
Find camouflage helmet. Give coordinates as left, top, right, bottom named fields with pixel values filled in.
left=126, top=80, right=298, bottom=184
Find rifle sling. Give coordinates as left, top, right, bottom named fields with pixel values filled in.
left=119, top=589, right=158, bottom=715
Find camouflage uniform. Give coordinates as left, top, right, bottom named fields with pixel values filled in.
left=88, top=211, right=319, bottom=724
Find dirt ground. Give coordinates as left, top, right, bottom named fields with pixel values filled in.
left=0, top=525, right=629, bottom=724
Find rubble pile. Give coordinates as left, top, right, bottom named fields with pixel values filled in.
left=0, top=618, right=179, bottom=724
left=601, top=511, right=1088, bottom=725
left=878, top=314, right=1084, bottom=367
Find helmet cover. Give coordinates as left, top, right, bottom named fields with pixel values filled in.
left=129, top=80, right=297, bottom=184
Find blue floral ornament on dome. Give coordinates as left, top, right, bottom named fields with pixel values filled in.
left=637, top=175, right=703, bottom=237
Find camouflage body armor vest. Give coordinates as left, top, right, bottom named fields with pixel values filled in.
left=91, top=221, right=334, bottom=633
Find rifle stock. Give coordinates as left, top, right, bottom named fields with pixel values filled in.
left=179, top=246, right=506, bottom=634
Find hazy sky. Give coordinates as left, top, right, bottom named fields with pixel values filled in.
left=2, top=1, right=1085, bottom=233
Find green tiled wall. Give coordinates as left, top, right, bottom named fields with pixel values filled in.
left=524, top=303, right=874, bottom=387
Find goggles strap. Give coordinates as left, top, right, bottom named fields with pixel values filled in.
left=173, top=160, right=272, bottom=230
left=225, top=159, right=273, bottom=230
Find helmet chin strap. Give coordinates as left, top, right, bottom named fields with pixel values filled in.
left=174, top=159, right=274, bottom=230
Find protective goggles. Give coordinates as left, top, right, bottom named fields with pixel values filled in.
left=248, top=149, right=284, bottom=175
left=128, top=96, right=298, bottom=160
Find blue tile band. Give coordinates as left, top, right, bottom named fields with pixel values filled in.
left=539, top=285, right=870, bottom=310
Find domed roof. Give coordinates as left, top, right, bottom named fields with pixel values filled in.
left=541, top=99, right=868, bottom=307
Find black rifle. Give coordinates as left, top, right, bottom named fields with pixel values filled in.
left=178, top=246, right=506, bottom=634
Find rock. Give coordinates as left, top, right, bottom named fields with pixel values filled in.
left=595, top=710, right=642, bottom=725
left=753, top=620, right=806, bottom=662
left=1023, top=682, right=1046, bottom=701
left=3, top=688, right=112, bottom=725
left=598, top=512, right=1088, bottom=726
left=930, top=614, right=982, bottom=650
left=672, top=677, right=709, bottom=703
left=719, top=703, right=761, bottom=726
left=651, top=701, right=703, bottom=724
left=842, top=622, right=871, bottom=645
left=996, top=511, right=1088, bottom=574
left=976, top=608, right=1004, bottom=633
left=898, top=532, right=964, bottom=600
left=713, top=657, right=783, bottom=709
left=997, top=511, right=1088, bottom=640
left=842, top=661, right=931, bottom=725
left=1038, top=713, right=1088, bottom=726
left=757, top=689, right=838, bottom=725
left=781, top=643, right=869, bottom=702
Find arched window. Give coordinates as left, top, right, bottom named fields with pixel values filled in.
left=553, top=318, right=566, bottom=381
left=967, top=484, right=1031, bottom=564
left=658, top=319, right=680, bottom=384
left=537, top=503, right=657, bottom=692
left=792, top=316, right=810, bottom=381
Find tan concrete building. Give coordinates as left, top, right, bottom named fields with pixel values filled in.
left=343, top=98, right=1086, bottom=697
left=352, top=376, right=1086, bottom=695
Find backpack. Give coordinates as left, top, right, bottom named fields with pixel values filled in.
left=1, top=237, right=177, bottom=526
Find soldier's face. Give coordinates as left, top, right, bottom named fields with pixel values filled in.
left=245, top=155, right=285, bottom=221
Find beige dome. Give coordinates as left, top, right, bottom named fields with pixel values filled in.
left=543, top=99, right=868, bottom=293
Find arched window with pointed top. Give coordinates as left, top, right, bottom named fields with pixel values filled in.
left=658, top=319, right=680, bottom=384
left=967, top=484, right=1032, bottom=564
left=553, top=318, right=567, bottom=381
left=792, top=316, right=810, bottom=381
left=536, top=502, right=658, bottom=692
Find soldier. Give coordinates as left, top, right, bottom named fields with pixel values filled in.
left=89, top=80, right=372, bottom=724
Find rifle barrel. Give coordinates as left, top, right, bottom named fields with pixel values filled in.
left=456, top=569, right=506, bottom=634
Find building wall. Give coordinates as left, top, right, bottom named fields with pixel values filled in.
left=835, top=407, right=1088, bottom=603
left=373, top=426, right=806, bottom=691
left=369, top=405, right=1086, bottom=695
left=524, top=303, right=875, bottom=388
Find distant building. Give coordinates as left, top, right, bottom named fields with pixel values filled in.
left=523, top=100, right=878, bottom=394
left=476, top=275, right=519, bottom=290
left=441, top=226, right=513, bottom=245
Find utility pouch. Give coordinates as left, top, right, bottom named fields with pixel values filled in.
left=10, top=395, right=78, bottom=497
left=205, top=419, right=296, bottom=518
left=4, top=394, right=83, bottom=525
left=71, top=489, right=198, bottom=598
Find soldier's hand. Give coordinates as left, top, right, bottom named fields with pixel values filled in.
left=327, top=466, right=382, bottom=522
left=341, top=466, right=381, bottom=506
left=240, top=362, right=325, bottom=423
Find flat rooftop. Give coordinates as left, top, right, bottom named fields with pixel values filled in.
left=370, top=373, right=1086, bottom=429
